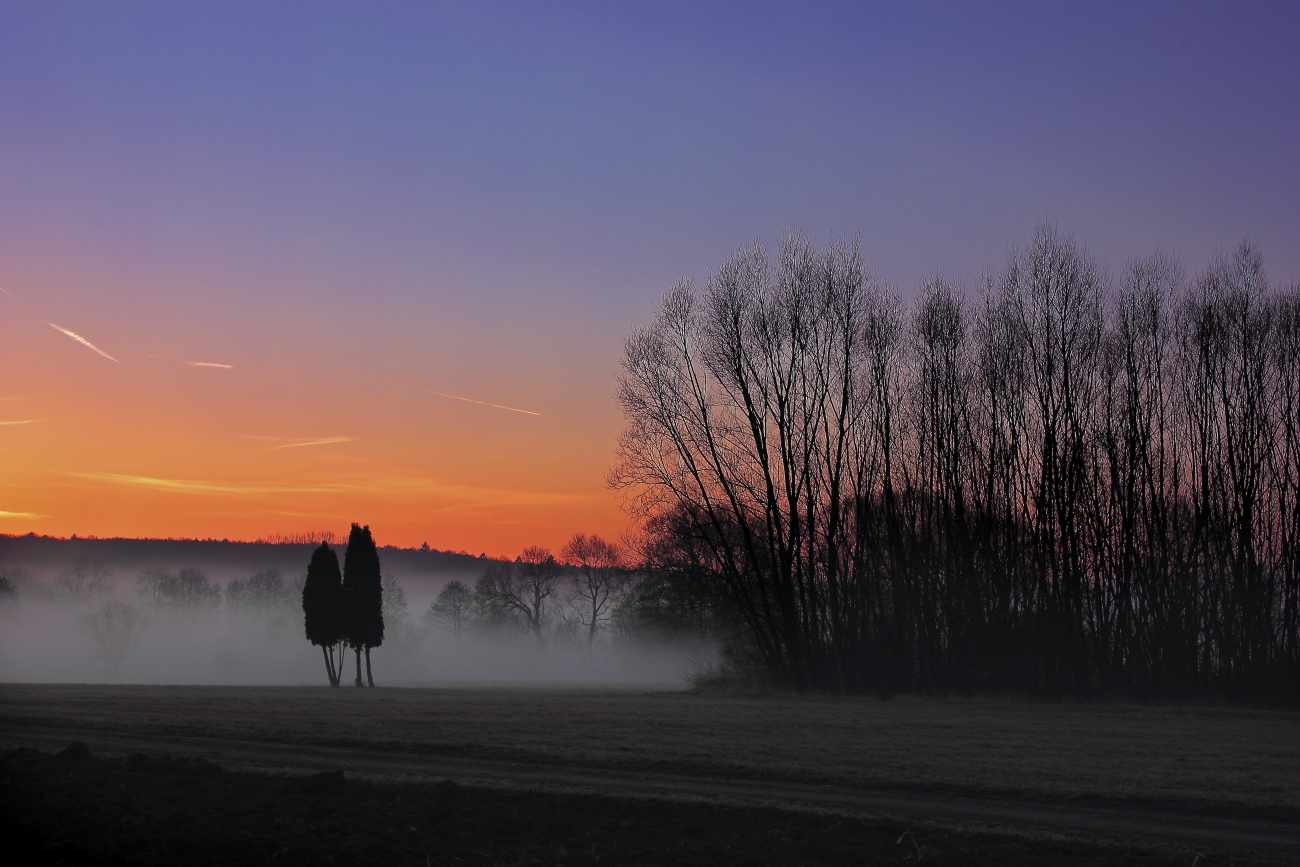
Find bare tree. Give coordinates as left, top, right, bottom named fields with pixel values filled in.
left=561, top=533, right=625, bottom=653
left=425, top=580, right=474, bottom=640
left=614, top=226, right=1300, bottom=703
left=473, top=547, right=562, bottom=643
left=54, top=562, right=114, bottom=601
left=1271, top=285, right=1300, bottom=677
left=611, top=232, right=886, bottom=691
left=382, top=575, right=418, bottom=647
left=1095, top=250, right=1182, bottom=696
left=1005, top=225, right=1106, bottom=694
left=908, top=274, right=977, bottom=690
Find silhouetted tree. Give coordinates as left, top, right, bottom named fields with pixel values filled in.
left=54, top=562, right=114, bottom=600
left=302, top=543, right=345, bottom=686
left=342, top=524, right=384, bottom=687
left=561, top=533, right=625, bottom=653
left=613, top=226, right=1300, bottom=703
left=473, top=547, right=561, bottom=643
left=425, top=580, right=474, bottom=639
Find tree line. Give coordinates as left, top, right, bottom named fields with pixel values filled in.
left=611, top=225, right=1300, bottom=704
left=424, top=534, right=634, bottom=652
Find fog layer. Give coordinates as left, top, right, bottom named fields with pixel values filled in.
left=0, top=541, right=708, bottom=687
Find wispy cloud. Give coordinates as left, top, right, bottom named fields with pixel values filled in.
left=0, top=286, right=16, bottom=299
left=187, top=361, right=233, bottom=369
left=66, top=470, right=595, bottom=514
left=68, top=472, right=353, bottom=496
left=49, top=323, right=119, bottom=362
left=0, top=419, right=39, bottom=426
left=0, top=510, right=45, bottom=519
left=269, top=437, right=357, bottom=450
left=427, top=390, right=540, bottom=416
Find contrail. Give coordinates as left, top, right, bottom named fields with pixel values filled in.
left=70, top=471, right=351, bottom=495
left=427, top=390, right=540, bottom=416
left=270, top=437, right=356, bottom=450
left=187, top=361, right=233, bottom=369
left=49, top=323, right=119, bottom=362
left=0, top=419, right=37, bottom=426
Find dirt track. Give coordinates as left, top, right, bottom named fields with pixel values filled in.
left=3, top=720, right=1297, bottom=858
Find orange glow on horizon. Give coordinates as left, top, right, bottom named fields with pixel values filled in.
left=0, top=274, right=633, bottom=557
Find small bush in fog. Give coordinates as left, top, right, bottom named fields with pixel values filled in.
left=226, top=569, right=291, bottom=612
left=0, top=564, right=114, bottom=605
left=0, top=574, right=15, bottom=603
left=382, top=575, right=408, bottom=628
left=381, top=575, right=420, bottom=649
left=82, top=600, right=149, bottom=673
left=137, top=567, right=220, bottom=612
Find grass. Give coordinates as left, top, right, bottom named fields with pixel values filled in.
left=2, top=682, right=1296, bottom=817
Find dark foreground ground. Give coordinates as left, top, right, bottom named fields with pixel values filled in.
left=1, top=741, right=1263, bottom=867
left=2, top=685, right=1297, bottom=865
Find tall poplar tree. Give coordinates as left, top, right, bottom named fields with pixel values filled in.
left=342, top=523, right=384, bottom=687
left=302, top=542, right=344, bottom=686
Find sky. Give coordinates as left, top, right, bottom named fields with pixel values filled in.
left=1, top=1, right=1297, bottom=556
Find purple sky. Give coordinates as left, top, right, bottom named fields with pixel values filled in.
left=1, top=1, right=1297, bottom=549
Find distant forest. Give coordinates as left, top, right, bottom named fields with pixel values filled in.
left=613, top=225, right=1300, bottom=705
left=0, top=533, right=490, bottom=582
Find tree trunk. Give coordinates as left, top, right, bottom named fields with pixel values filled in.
left=354, top=645, right=363, bottom=687
left=320, top=644, right=336, bottom=687
left=365, top=646, right=376, bottom=687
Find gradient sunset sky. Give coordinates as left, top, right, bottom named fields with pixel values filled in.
left=1, top=2, right=1297, bottom=555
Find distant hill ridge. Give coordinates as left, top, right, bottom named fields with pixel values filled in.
left=0, top=534, right=492, bottom=587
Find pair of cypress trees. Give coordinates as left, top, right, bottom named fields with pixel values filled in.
left=302, top=523, right=384, bottom=687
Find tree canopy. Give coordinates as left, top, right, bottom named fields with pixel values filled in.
left=342, top=523, right=384, bottom=686
left=302, top=542, right=344, bottom=686
left=612, top=227, right=1300, bottom=704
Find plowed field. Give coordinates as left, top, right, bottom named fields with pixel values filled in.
left=2, top=684, right=1296, bottom=865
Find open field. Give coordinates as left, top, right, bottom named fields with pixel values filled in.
left=2, top=684, right=1298, bottom=865
left=3, top=684, right=1296, bottom=812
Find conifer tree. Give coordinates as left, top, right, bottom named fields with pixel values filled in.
left=302, top=542, right=345, bottom=686
left=342, top=523, right=384, bottom=687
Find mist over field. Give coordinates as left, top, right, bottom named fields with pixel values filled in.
left=0, top=536, right=706, bottom=687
